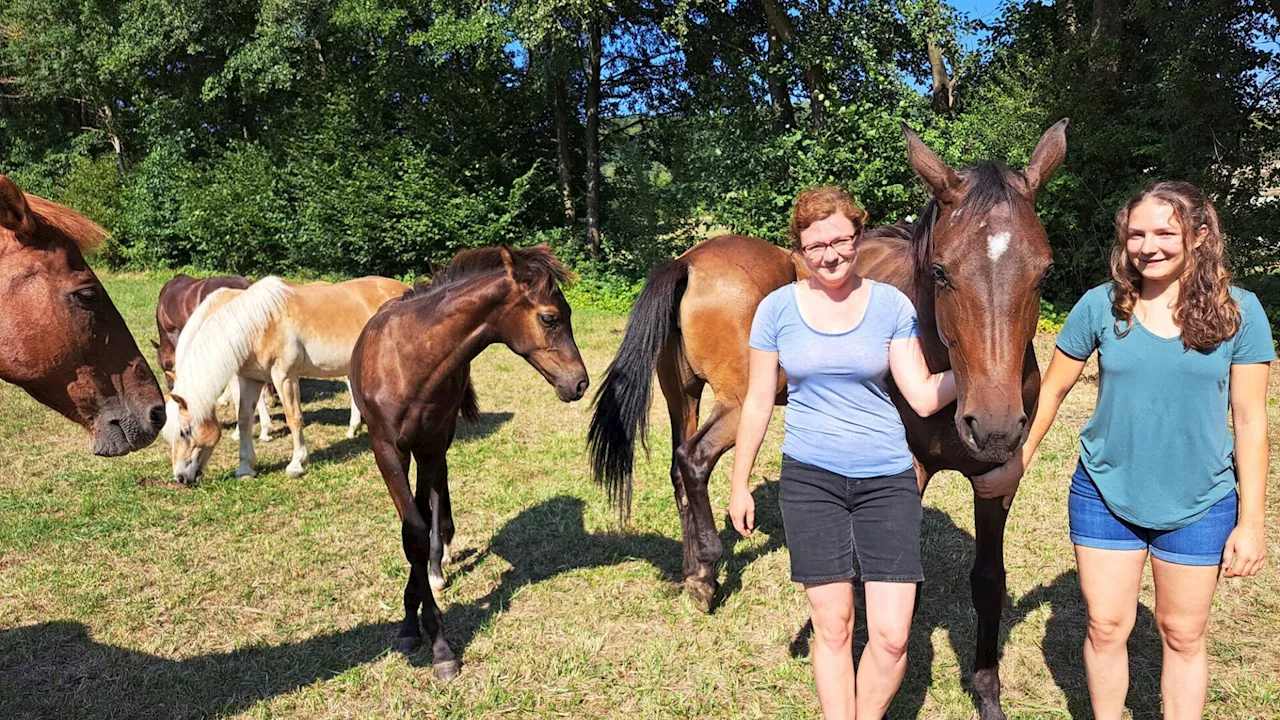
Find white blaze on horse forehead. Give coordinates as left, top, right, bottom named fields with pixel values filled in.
left=987, top=231, right=1012, bottom=263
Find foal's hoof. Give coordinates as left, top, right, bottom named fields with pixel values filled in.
left=392, top=635, right=422, bottom=654
left=236, top=467, right=257, bottom=479
left=428, top=572, right=447, bottom=591
left=684, top=577, right=718, bottom=614
left=258, top=432, right=271, bottom=443
left=433, top=659, right=461, bottom=682
left=285, top=463, right=306, bottom=479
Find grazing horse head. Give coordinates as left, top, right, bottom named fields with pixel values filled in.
left=0, top=175, right=166, bottom=455
left=904, top=120, right=1067, bottom=463
left=435, top=245, right=590, bottom=402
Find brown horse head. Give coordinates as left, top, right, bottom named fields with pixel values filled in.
left=0, top=175, right=166, bottom=455
left=904, top=120, right=1067, bottom=463
left=433, top=245, right=589, bottom=401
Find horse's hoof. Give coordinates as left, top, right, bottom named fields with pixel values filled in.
left=258, top=433, right=271, bottom=443
left=231, top=430, right=241, bottom=441
left=978, top=707, right=1006, bottom=720
left=433, top=659, right=461, bottom=681
left=442, top=546, right=453, bottom=566
left=236, top=468, right=257, bottom=479
left=429, top=573, right=447, bottom=591
left=684, top=577, right=717, bottom=614
left=345, top=428, right=358, bottom=439
left=285, top=464, right=305, bottom=479
left=392, top=635, right=422, bottom=654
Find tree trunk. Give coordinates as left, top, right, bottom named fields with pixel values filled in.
left=551, top=73, right=577, bottom=224
left=927, top=38, right=955, bottom=115
left=761, top=0, right=828, bottom=130
left=1093, top=0, right=1123, bottom=41
left=766, top=30, right=796, bottom=130
left=1060, top=0, right=1079, bottom=34
left=584, top=17, right=602, bottom=259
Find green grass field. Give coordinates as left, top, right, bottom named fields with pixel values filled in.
left=2, top=271, right=1278, bottom=719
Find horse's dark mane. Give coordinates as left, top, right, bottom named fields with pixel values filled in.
left=400, top=245, right=573, bottom=303
left=904, top=160, right=1023, bottom=279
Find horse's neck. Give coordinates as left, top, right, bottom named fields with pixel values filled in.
left=909, top=286, right=951, bottom=373
left=412, top=274, right=510, bottom=371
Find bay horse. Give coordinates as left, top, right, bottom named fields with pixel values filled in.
left=0, top=175, right=165, bottom=455
left=588, top=121, right=1067, bottom=720
left=163, top=275, right=409, bottom=485
left=154, top=273, right=273, bottom=442
left=350, top=245, right=589, bottom=681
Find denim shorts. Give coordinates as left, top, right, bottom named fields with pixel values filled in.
left=778, top=454, right=924, bottom=584
left=1068, top=461, right=1236, bottom=566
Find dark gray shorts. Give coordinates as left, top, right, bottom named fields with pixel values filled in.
left=778, top=454, right=924, bottom=584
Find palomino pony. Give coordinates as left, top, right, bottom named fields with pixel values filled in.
left=0, top=175, right=165, bottom=455
left=351, top=245, right=589, bottom=681
left=163, top=275, right=409, bottom=485
left=154, top=273, right=273, bottom=442
left=588, top=121, right=1067, bottom=720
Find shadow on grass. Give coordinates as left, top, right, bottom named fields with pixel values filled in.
left=0, top=619, right=401, bottom=719
left=785, top=505, right=1164, bottom=719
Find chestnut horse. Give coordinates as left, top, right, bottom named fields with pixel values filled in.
left=588, top=121, right=1067, bottom=720
left=163, top=275, right=409, bottom=484
left=0, top=175, right=165, bottom=455
left=154, top=273, right=273, bottom=442
left=351, top=245, right=589, bottom=681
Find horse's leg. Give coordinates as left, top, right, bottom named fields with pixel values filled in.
left=226, top=377, right=241, bottom=439
left=970, top=493, right=1011, bottom=720
left=417, top=447, right=449, bottom=591
left=274, top=368, right=308, bottom=478
left=345, top=377, right=362, bottom=439
left=256, top=386, right=272, bottom=442
left=674, top=401, right=740, bottom=613
left=439, top=464, right=455, bottom=567
left=656, top=345, right=705, bottom=596
left=235, top=376, right=264, bottom=478
left=371, top=438, right=458, bottom=680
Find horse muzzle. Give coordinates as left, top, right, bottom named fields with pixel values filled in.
left=89, top=400, right=167, bottom=457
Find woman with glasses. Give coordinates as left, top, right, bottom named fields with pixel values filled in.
left=729, top=186, right=957, bottom=719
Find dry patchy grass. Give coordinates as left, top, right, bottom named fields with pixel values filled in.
left=1, top=272, right=1278, bottom=719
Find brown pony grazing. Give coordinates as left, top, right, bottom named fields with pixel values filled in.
left=154, top=274, right=251, bottom=386
left=154, top=273, right=273, bottom=442
left=351, top=245, right=589, bottom=681
left=0, top=175, right=166, bottom=455
left=588, top=121, right=1067, bottom=720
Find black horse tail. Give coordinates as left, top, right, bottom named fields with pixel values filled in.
left=588, top=258, right=689, bottom=522
left=459, top=380, right=480, bottom=424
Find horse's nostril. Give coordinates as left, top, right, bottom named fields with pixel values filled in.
left=148, top=404, right=167, bottom=431
left=1016, top=415, right=1028, bottom=435
left=576, top=378, right=590, bottom=395
left=963, top=415, right=982, bottom=446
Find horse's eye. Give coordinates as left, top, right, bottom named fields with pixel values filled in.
left=538, top=313, right=560, bottom=328
left=931, top=264, right=951, bottom=289
left=1037, top=263, right=1055, bottom=290
left=69, top=286, right=99, bottom=308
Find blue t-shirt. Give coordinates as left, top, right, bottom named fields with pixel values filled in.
left=1056, top=284, right=1276, bottom=530
left=749, top=281, right=919, bottom=478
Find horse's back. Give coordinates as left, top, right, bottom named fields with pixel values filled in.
left=676, top=235, right=796, bottom=390
left=269, top=276, right=410, bottom=377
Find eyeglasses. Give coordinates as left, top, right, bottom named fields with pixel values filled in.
left=800, top=235, right=858, bottom=261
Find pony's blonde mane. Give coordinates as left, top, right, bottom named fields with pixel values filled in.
left=164, top=276, right=291, bottom=434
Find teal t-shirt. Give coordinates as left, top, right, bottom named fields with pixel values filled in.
left=1056, top=284, right=1276, bottom=530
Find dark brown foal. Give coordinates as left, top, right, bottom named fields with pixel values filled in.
left=351, top=244, right=589, bottom=681
left=589, top=121, right=1067, bottom=720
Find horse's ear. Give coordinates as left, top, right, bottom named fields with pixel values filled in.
left=1022, top=118, right=1069, bottom=198
left=0, top=175, right=37, bottom=240
left=499, top=246, right=516, bottom=281
left=902, top=124, right=962, bottom=204
left=150, top=339, right=161, bottom=350
left=170, top=393, right=188, bottom=412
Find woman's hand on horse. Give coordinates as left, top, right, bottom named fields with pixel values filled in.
left=973, top=455, right=1025, bottom=510
left=729, top=487, right=755, bottom=538
left=1223, top=525, right=1266, bottom=578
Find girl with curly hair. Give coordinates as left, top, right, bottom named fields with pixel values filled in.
left=975, top=181, right=1274, bottom=718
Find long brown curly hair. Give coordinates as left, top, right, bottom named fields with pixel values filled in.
left=1110, top=181, right=1239, bottom=351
